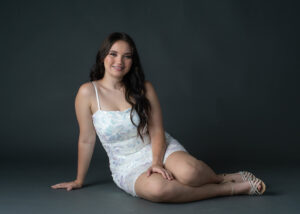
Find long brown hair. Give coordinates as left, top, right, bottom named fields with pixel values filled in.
left=90, top=32, right=151, bottom=141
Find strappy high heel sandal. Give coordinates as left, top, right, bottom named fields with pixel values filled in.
left=248, top=178, right=266, bottom=195
left=230, top=178, right=266, bottom=196
left=239, top=171, right=267, bottom=194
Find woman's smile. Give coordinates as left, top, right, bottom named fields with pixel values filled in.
left=112, top=65, right=124, bottom=71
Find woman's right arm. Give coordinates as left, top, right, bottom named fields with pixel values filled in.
left=51, top=83, right=97, bottom=191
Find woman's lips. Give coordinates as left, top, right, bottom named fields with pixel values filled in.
left=112, top=66, right=124, bottom=71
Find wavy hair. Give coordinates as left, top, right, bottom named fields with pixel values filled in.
left=90, top=32, right=151, bottom=141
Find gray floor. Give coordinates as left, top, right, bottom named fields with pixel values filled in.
left=1, top=160, right=299, bottom=214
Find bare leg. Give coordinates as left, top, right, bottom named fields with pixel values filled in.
left=164, top=151, right=224, bottom=187
left=163, top=180, right=231, bottom=203
left=135, top=172, right=258, bottom=203
left=164, top=151, right=256, bottom=187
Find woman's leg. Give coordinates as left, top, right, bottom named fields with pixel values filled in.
left=164, top=151, right=247, bottom=187
left=164, top=151, right=224, bottom=187
left=218, top=172, right=248, bottom=183
left=134, top=172, right=256, bottom=203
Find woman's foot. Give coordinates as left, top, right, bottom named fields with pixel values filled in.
left=218, top=172, right=244, bottom=183
left=219, top=171, right=255, bottom=183
left=227, top=179, right=264, bottom=195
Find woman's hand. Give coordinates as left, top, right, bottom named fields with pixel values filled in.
left=51, top=180, right=83, bottom=191
left=146, top=164, right=174, bottom=180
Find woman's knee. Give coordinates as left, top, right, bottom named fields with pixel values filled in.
left=147, top=180, right=171, bottom=202
left=176, top=160, right=205, bottom=185
left=136, top=173, right=171, bottom=202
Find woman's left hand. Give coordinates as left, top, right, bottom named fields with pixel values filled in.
left=146, top=164, right=174, bottom=180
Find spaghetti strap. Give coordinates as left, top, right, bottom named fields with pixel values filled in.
left=91, top=81, right=100, bottom=111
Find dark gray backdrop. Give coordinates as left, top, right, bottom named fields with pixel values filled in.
left=1, top=0, right=299, bottom=167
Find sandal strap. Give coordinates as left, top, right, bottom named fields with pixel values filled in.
left=239, top=171, right=256, bottom=181
left=249, top=179, right=263, bottom=195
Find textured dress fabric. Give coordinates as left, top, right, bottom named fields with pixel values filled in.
left=91, top=81, right=188, bottom=197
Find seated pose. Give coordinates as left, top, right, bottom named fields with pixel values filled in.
left=51, top=32, right=266, bottom=203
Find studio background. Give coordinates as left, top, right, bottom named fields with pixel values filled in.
left=1, top=0, right=299, bottom=213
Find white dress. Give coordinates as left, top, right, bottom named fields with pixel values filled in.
left=91, top=81, right=188, bottom=197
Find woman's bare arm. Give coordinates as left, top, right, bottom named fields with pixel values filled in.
left=145, top=81, right=167, bottom=166
left=51, top=83, right=96, bottom=190
left=144, top=81, right=174, bottom=180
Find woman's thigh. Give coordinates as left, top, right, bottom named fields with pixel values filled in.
left=164, top=151, right=200, bottom=178
left=164, top=151, right=221, bottom=185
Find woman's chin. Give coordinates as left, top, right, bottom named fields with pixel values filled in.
left=110, top=72, right=126, bottom=79
left=106, top=69, right=129, bottom=78
left=115, top=70, right=129, bottom=77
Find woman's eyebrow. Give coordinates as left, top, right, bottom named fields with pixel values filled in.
left=109, top=50, right=132, bottom=54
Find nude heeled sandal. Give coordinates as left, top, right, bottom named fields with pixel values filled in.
left=248, top=178, right=266, bottom=195
left=230, top=178, right=266, bottom=196
left=239, top=171, right=267, bottom=194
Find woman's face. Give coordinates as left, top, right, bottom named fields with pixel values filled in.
left=103, top=40, right=133, bottom=79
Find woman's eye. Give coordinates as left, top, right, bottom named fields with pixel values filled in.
left=109, top=53, right=131, bottom=58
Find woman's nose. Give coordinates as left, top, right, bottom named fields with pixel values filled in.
left=116, top=56, right=124, bottom=64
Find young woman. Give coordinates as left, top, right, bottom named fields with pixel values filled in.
left=51, top=32, right=266, bottom=203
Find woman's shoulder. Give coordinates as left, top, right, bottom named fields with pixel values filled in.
left=144, top=80, right=158, bottom=100
left=144, top=80, right=154, bottom=90
left=76, top=81, right=95, bottom=98
left=144, top=80, right=156, bottom=93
